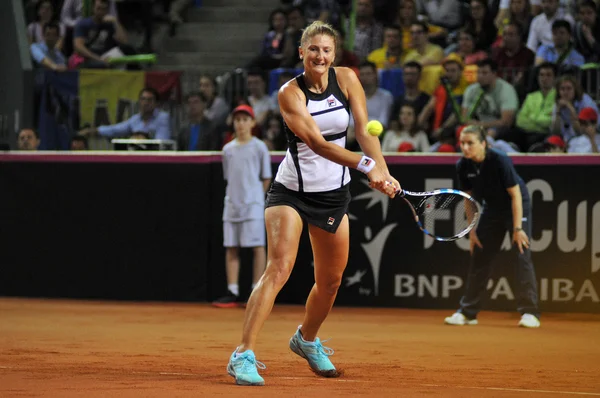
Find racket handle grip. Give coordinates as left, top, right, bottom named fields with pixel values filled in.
left=386, top=181, right=403, bottom=196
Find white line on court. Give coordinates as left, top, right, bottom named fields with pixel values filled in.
left=420, top=384, right=600, bottom=396
left=129, top=372, right=599, bottom=393
left=277, top=377, right=360, bottom=382
left=132, top=371, right=198, bottom=376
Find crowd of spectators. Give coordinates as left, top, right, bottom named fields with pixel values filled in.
left=239, top=0, right=600, bottom=154
left=21, top=0, right=600, bottom=154
left=23, top=0, right=190, bottom=72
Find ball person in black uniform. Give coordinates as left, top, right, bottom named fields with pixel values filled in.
left=226, top=21, right=400, bottom=386
left=444, top=125, right=541, bottom=328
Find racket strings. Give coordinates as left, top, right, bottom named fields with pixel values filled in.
left=418, top=194, right=479, bottom=238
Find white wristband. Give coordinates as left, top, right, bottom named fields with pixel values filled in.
left=357, top=156, right=376, bottom=174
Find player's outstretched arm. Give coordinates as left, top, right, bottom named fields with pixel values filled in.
left=336, top=67, right=400, bottom=193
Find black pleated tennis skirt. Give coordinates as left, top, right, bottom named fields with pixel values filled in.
left=265, top=182, right=351, bottom=233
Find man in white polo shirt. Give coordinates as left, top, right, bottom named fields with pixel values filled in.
left=526, top=0, right=575, bottom=52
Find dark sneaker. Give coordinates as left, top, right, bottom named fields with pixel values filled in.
left=212, top=291, right=239, bottom=308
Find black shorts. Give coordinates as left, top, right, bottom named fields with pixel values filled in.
left=265, top=182, right=351, bottom=234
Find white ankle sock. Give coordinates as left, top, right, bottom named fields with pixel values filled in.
left=228, top=284, right=239, bottom=296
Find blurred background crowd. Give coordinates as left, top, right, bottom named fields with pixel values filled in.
left=16, top=0, right=600, bottom=154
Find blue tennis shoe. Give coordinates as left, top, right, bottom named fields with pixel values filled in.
left=227, top=348, right=266, bottom=386
left=289, top=326, right=338, bottom=377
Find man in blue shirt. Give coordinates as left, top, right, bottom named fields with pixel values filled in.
left=73, top=0, right=128, bottom=68
left=535, top=19, right=585, bottom=67
left=78, top=87, right=171, bottom=140
left=30, top=22, right=67, bottom=71
left=177, top=92, right=221, bottom=151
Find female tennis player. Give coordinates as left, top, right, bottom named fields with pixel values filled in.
left=444, top=125, right=541, bottom=328
left=226, top=21, right=400, bottom=386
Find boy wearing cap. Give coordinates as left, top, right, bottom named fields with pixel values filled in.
left=567, top=107, right=599, bottom=153
left=213, top=105, right=273, bottom=307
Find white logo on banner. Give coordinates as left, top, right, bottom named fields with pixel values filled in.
left=348, top=177, right=599, bottom=303
left=349, top=180, right=396, bottom=296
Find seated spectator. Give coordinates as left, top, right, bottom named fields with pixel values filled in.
left=333, top=29, right=360, bottom=71
left=551, top=74, right=599, bottom=141
left=298, top=0, right=342, bottom=27
left=177, top=92, right=221, bottom=151
left=527, top=0, right=574, bottom=52
left=269, top=70, right=295, bottom=114
left=528, top=134, right=566, bottom=152
left=514, top=62, right=556, bottom=149
left=381, top=104, right=430, bottom=152
left=415, top=0, right=463, bottom=30
left=348, top=0, right=384, bottom=61
left=281, top=6, right=306, bottom=68
left=168, top=0, right=193, bottom=26
left=451, top=29, right=488, bottom=66
left=78, top=88, right=171, bottom=140
left=28, top=0, right=65, bottom=51
left=535, top=19, right=585, bottom=67
left=359, top=61, right=394, bottom=125
left=246, top=69, right=272, bottom=127
left=70, top=0, right=128, bottom=69
left=61, top=0, right=118, bottom=30
left=494, top=0, right=535, bottom=42
left=199, top=75, right=230, bottom=128
left=573, top=0, right=600, bottom=63
left=461, top=59, right=519, bottom=137
left=396, top=0, right=447, bottom=49
left=486, top=135, right=521, bottom=152
left=391, top=61, right=430, bottom=129
left=247, top=9, right=287, bottom=71
left=61, top=0, right=118, bottom=56
left=567, top=107, right=599, bottom=153
left=464, top=0, right=499, bottom=51
left=17, top=129, right=40, bottom=151
left=30, top=22, right=67, bottom=71
left=367, top=24, right=405, bottom=69
left=492, top=22, right=535, bottom=85
left=347, top=61, right=394, bottom=150
left=70, top=135, right=88, bottom=150
left=262, top=114, right=287, bottom=150
left=403, top=22, right=444, bottom=67
left=419, top=54, right=469, bottom=139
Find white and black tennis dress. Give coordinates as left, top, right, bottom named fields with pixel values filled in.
left=266, top=68, right=352, bottom=233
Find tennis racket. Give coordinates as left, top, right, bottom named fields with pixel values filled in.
left=396, top=188, right=481, bottom=241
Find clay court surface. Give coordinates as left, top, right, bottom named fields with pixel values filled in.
left=1, top=298, right=599, bottom=397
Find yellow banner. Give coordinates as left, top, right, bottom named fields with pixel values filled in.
left=79, top=69, right=145, bottom=128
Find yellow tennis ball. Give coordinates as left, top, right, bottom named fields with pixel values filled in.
left=366, top=120, right=383, bottom=137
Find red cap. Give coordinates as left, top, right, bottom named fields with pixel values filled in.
left=578, top=107, right=598, bottom=122
left=398, top=142, right=415, bottom=152
left=437, top=143, right=456, bottom=153
left=545, top=135, right=565, bottom=148
left=232, top=104, right=255, bottom=119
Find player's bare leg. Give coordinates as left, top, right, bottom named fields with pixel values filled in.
left=301, top=215, right=349, bottom=340
left=289, top=215, right=349, bottom=377
left=251, top=246, right=266, bottom=288
left=237, top=206, right=303, bottom=353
